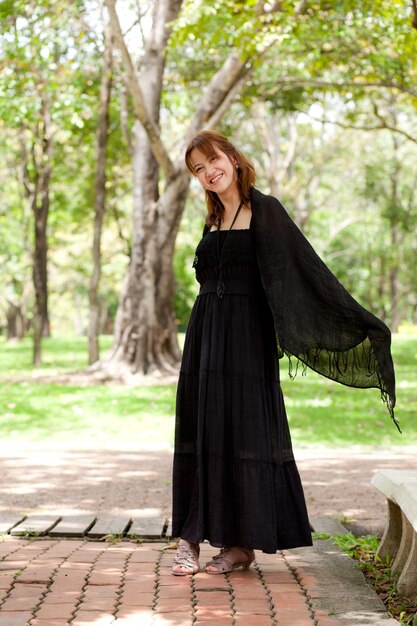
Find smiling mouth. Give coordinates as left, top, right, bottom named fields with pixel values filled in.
left=210, top=173, right=223, bottom=184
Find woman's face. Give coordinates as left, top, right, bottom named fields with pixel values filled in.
left=189, top=146, right=238, bottom=197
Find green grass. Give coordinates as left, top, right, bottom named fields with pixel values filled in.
left=0, top=335, right=114, bottom=375
left=0, top=333, right=415, bottom=447
left=281, top=333, right=417, bottom=446
left=330, top=533, right=417, bottom=624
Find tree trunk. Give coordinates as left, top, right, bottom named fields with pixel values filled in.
left=389, top=223, right=400, bottom=332
left=103, top=0, right=258, bottom=378
left=96, top=0, right=187, bottom=378
left=6, top=300, right=27, bottom=340
left=88, top=24, right=113, bottom=364
left=32, top=97, right=52, bottom=365
left=107, top=163, right=189, bottom=375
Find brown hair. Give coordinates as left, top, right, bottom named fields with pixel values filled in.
left=185, top=131, right=256, bottom=227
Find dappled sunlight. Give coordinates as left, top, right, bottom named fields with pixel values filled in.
left=0, top=448, right=173, bottom=518
left=296, top=446, right=417, bottom=533
left=286, top=396, right=333, bottom=408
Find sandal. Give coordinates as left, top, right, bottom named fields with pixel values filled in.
left=205, top=546, right=255, bottom=575
left=171, top=538, right=200, bottom=576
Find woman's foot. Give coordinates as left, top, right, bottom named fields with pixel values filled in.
left=171, top=538, right=200, bottom=576
left=205, top=546, right=255, bottom=574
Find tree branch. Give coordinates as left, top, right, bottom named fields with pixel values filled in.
left=266, top=76, right=417, bottom=98
left=307, top=113, right=417, bottom=144
left=104, top=0, right=176, bottom=179
left=183, top=0, right=288, bottom=148
left=412, top=0, right=417, bottom=29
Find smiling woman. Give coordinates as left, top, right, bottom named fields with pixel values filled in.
left=171, top=130, right=396, bottom=578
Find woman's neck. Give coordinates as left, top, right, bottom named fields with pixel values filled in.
left=218, top=189, right=241, bottom=219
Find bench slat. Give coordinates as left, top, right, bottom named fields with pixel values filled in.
left=49, top=514, right=97, bottom=537
left=0, top=514, right=27, bottom=534
left=87, top=515, right=132, bottom=538
left=128, top=517, right=167, bottom=538
left=10, top=515, right=61, bottom=536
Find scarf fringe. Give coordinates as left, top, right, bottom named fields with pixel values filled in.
left=285, top=344, right=400, bottom=433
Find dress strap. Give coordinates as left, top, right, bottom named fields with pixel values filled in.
left=216, top=202, right=243, bottom=299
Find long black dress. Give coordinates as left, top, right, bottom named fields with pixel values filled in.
left=172, top=224, right=312, bottom=553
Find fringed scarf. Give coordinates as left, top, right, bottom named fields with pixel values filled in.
left=249, top=187, right=398, bottom=431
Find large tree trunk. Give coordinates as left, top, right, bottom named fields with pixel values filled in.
left=389, top=222, right=400, bottom=332
left=6, top=300, right=27, bottom=340
left=31, top=97, right=52, bottom=365
left=88, top=24, right=113, bottom=365
left=107, top=163, right=189, bottom=375
left=98, top=0, right=186, bottom=377
left=103, top=0, right=265, bottom=378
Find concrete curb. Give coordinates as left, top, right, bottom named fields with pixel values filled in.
left=286, top=539, right=398, bottom=626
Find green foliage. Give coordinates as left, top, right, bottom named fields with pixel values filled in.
left=332, top=533, right=417, bottom=624
left=1, top=0, right=417, bottom=343
left=0, top=333, right=415, bottom=447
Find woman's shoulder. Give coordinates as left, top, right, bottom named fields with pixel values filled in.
left=250, top=187, right=289, bottom=221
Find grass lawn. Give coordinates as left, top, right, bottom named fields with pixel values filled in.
left=0, top=333, right=415, bottom=448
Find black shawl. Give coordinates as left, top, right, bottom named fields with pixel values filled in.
left=203, top=187, right=397, bottom=429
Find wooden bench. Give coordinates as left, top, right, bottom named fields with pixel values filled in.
left=372, top=469, right=417, bottom=601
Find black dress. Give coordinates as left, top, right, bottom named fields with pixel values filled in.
left=172, top=225, right=312, bottom=553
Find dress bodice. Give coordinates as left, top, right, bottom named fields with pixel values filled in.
left=193, top=229, right=259, bottom=287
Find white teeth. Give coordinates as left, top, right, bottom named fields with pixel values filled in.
left=210, top=173, right=222, bottom=184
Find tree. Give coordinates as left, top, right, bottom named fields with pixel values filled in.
left=100, top=0, right=304, bottom=377
left=88, top=22, right=113, bottom=364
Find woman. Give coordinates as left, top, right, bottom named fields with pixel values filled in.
left=171, top=131, right=397, bottom=576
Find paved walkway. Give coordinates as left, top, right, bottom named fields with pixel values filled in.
left=0, top=537, right=353, bottom=626
left=1, top=443, right=412, bottom=625
left=0, top=533, right=401, bottom=626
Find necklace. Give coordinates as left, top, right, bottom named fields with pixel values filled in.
left=216, top=201, right=243, bottom=299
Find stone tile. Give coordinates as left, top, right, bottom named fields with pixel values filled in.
left=113, top=608, right=154, bottom=624
left=128, top=551, right=159, bottom=563
left=315, top=609, right=343, bottom=625
left=0, top=612, right=34, bottom=626
left=121, top=580, right=156, bottom=594
left=118, top=591, right=154, bottom=606
left=7, top=583, right=46, bottom=597
left=273, top=607, right=314, bottom=623
left=193, top=574, right=230, bottom=589
left=194, top=606, right=233, bottom=620
left=30, top=617, right=74, bottom=626
left=232, top=597, right=271, bottom=614
left=156, top=585, right=192, bottom=598
left=156, top=597, right=193, bottom=612
left=267, top=582, right=303, bottom=592
left=194, top=590, right=231, bottom=604
left=157, top=575, right=193, bottom=586
left=0, top=574, right=20, bottom=589
left=0, top=596, right=41, bottom=611
left=270, top=590, right=309, bottom=609
left=231, top=586, right=270, bottom=599
left=83, top=585, right=120, bottom=597
left=194, top=622, right=234, bottom=626
left=34, top=602, right=76, bottom=619
left=233, top=615, right=275, bottom=625
left=42, top=590, right=80, bottom=603
left=0, top=560, right=29, bottom=571
left=152, top=612, right=193, bottom=626
left=60, top=561, right=91, bottom=571
left=71, top=613, right=115, bottom=626
left=85, top=571, right=122, bottom=586
left=77, top=597, right=117, bottom=611
left=261, top=571, right=295, bottom=584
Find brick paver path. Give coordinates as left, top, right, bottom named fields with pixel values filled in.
left=0, top=538, right=341, bottom=626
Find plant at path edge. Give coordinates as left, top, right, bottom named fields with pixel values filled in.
left=331, top=533, right=417, bottom=625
